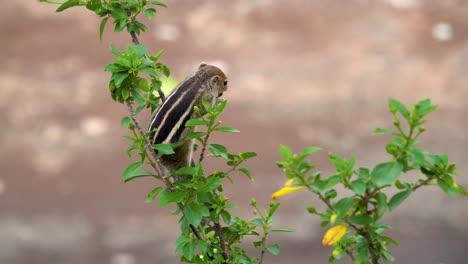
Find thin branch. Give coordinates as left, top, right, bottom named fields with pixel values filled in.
left=213, top=222, right=230, bottom=260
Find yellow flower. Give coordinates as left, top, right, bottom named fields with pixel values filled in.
left=453, top=181, right=459, bottom=189
left=322, top=224, right=347, bottom=246
left=332, top=248, right=343, bottom=257
left=271, top=179, right=303, bottom=200
left=330, top=213, right=338, bottom=224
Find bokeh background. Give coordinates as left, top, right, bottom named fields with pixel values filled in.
left=1, top=0, right=468, bottom=263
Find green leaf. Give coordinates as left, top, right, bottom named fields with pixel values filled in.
left=122, top=162, right=154, bottom=182
left=237, top=167, right=253, bottom=181
left=209, top=144, right=228, bottom=159
left=350, top=179, right=366, bottom=195
left=146, top=186, right=163, bottom=203
left=174, top=166, right=197, bottom=177
left=135, top=44, right=148, bottom=57
left=239, top=152, right=257, bottom=160
left=324, top=189, right=337, bottom=200
left=135, top=77, right=149, bottom=91
left=279, top=145, right=292, bottom=160
left=333, top=197, right=354, bottom=219
left=388, top=189, right=411, bottom=211
left=143, top=7, right=156, bottom=20
left=121, top=116, right=131, bottom=127
left=185, top=118, right=206, bottom=127
left=213, top=126, right=240, bottom=133
left=186, top=131, right=206, bottom=140
left=371, top=162, right=403, bottom=187
left=110, top=43, right=122, bottom=56
left=56, top=0, right=79, bottom=12
left=175, top=236, right=190, bottom=254
left=140, top=66, right=158, bottom=77
left=266, top=244, right=280, bottom=256
left=198, top=177, right=223, bottom=192
left=389, top=98, right=409, bottom=119
left=372, top=128, right=398, bottom=136
left=151, top=1, right=167, bottom=7
left=437, top=175, right=459, bottom=197
left=299, top=146, right=321, bottom=158
left=99, top=17, right=109, bottom=40
left=113, top=72, right=129, bottom=88
left=349, top=214, right=373, bottom=226
left=414, top=99, right=437, bottom=119
left=382, top=251, right=395, bottom=262
left=381, top=235, right=399, bottom=246
left=270, top=228, right=295, bottom=233
left=220, top=210, right=231, bottom=224
left=121, top=88, right=130, bottom=100
left=374, top=192, right=387, bottom=220
left=183, top=203, right=209, bottom=226
left=153, top=143, right=175, bottom=156
left=355, top=168, right=370, bottom=179
left=152, top=49, right=164, bottom=61
left=159, top=189, right=185, bottom=206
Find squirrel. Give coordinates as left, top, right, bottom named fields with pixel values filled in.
left=148, top=63, right=228, bottom=181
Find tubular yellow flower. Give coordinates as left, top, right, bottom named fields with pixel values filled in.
left=322, top=224, right=347, bottom=246
left=330, top=213, right=338, bottom=224
left=271, top=179, right=303, bottom=200
left=332, top=248, right=343, bottom=257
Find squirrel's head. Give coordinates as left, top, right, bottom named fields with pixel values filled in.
left=196, top=63, right=228, bottom=107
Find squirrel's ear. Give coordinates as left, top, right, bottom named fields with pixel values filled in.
left=198, top=63, right=207, bottom=69
left=210, top=75, right=220, bottom=88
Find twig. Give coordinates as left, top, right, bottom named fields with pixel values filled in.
left=213, top=222, right=230, bottom=260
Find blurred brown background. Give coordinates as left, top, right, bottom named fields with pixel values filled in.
left=1, top=0, right=468, bottom=263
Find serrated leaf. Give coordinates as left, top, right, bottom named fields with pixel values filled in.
left=56, top=0, right=79, bottom=12
left=266, top=244, right=280, bottom=256
left=371, top=162, right=403, bottom=187
left=388, top=189, right=411, bottom=211
left=213, top=126, right=240, bottom=133
left=146, top=186, right=163, bottom=203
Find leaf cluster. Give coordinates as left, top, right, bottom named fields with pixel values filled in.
left=277, top=99, right=467, bottom=263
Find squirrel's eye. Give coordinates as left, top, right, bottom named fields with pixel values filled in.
left=223, top=80, right=228, bottom=86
